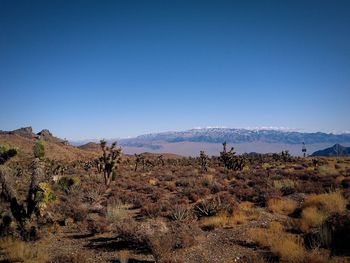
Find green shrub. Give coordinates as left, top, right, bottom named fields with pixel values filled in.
left=0, top=144, right=18, bottom=164
left=33, top=140, right=45, bottom=159
left=35, top=182, right=56, bottom=216
left=58, top=176, right=80, bottom=192
left=193, top=197, right=224, bottom=218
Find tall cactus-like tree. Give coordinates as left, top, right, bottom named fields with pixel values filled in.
left=33, top=140, right=45, bottom=159
left=219, top=141, right=235, bottom=169
left=134, top=153, right=145, bottom=171
left=157, top=155, right=165, bottom=166
left=219, top=141, right=245, bottom=171
left=99, top=140, right=122, bottom=186
left=199, top=150, right=209, bottom=172
left=281, top=150, right=291, bottom=162
left=0, top=152, right=52, bottom=239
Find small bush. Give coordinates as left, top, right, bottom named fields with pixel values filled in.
left=58, top=176, right=80, bottom=192
left=0, top=144, right=18, bottom=164
left=268, top=198, right=297, bottom=215
left=273, top=179, right=295, bottom=190
left=193, top=197, right=224, bottom=218
left=318, top=165, right=339, bottom=176
left=169, top=205, right=191, bottom=221
left=33, top=140, right=45, bottom=159
left=106, top=202, right=130, bottom=222
left=248, top=221, right=305, bottom=263
left=303, top=191, right=347, bottom=214
left=0, top=237, right=49, bottom=263
left=300, top=206, right=328, bottom=231
left=300, top=191, right=347, bottom=231
left=175, top=177, right=195, bottom=187
left=200, top=201, right=259, bottom=229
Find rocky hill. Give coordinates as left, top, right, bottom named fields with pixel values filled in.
left=0, top=127, right=98, bottom=161
left=311, top=144, right=350, bottom=157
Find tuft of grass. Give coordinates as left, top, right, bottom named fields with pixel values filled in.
left=262, top=163, right=272, bottom=170
left=300, top=191, right=347, bottom=231
left=300, top=207, right=328, bottom=231
left=200, top=213, right=229, bottom=228
left=268, top=198, right=298, bottom=215
left=231, top=201, right=259, bottom=224
left=200, top=201, right=258, bottom=228
left=273, top=179, right=295, bottom=190
left=148, top=178, right=158, bottom=186
left=248, top=221, right=305, bottom=263
left=318, top=165, right=338, bottom=176
left=336, top=175, right=345, bottom=182
left=0, top=237, right=49, bottom=263
left=116, top=250, right=129, bottom=263
left=107, top=202, right=130, bottom=222
left=303, top=191, right=347, bottom=215
left=169, top=205, right=191, bottom=221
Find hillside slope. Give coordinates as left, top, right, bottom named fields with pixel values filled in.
left=0, top=127, right=98, bottom=161
left=311, top=144, right=350, bottom=157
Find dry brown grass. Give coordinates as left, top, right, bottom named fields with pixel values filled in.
left=273, top=179, right=295, bottom=190
left=249, top=221, right=350, bottom=263
left=0, top=237, right=49, bottom=263
left=248, top=221, right=305, bottom=263
left=318, top=165, right=339, bottom=176
left=200, top=213, right=230, bottom=228
left=106, top=202, right=131, bottom=222
left=268, top=198, right=298, bottom=215
left=300, top=190, right=347, bottom=231
left=303, top=191, right=347, bottom=214
left=116, top=250, right=130, bottom=263
left=300, top=207, right=328, bottom=231
left=200, top=201, right=259, bottom=228
left=305, top=249, right=350, bottom=263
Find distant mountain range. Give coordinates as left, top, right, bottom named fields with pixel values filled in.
left=114, top=128, right=350, bottom=156
left=311, top=144, right=350, bottom=157
left=119, top=128, right=350, bottom=146
left=3, top=127, right=350, bottom=156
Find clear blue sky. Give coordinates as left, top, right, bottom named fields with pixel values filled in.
left=1, top=0, right=349, bottom=140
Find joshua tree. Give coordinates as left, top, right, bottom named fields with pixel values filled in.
left=157, top=155, right=165, bottom=166
left=52, top=163, right=66, bottom=175
left=281, top=150, right=291, bottom=162
left=146, top=159, right=156, bottom=170
left=94, top=158, right=103, bottom=173
left=134, top=153, right=145, bottom=171
left=84, top=161, right=93, bottom=171
left=219, top=141, right=245, bottom=171
left=33, top=140, right=45, bottom=159
left=199, top=150, right=209, bottom=172
left=219, top=141, right=235, bottom=169
left=99, top=140, right=123, bottom=186
left=312, top=159, right=320, bottom=168
left=0, top=151, right=55, bottom=239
